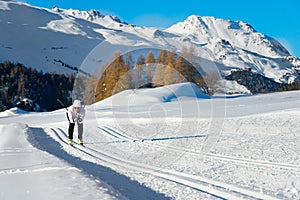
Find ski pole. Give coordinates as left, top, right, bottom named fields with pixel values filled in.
left=57, top=99, right=71, bottom=122
left=57, top=99, right=68, bottom=111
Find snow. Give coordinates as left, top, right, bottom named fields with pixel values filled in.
left=0, top=1, right=10, bottom=10
left=215, top=79, right=251, bottom=95
left=0, top=123, right=121, bottom=200
left=1, top=2, right=300, bottom=198
left=166, top=15, right=289, bottom=57
left=99, top=82, right=210, bottom=107
left=0, top=1, right=299, bottom=85
left=0, top=107, right=29, bottom=117
left=1, top=83, right=300, bottom=199
left=165, top=15, right=298, bottom=83
left=40, top=16, right=88, bottom=36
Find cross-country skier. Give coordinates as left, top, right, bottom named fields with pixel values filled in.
left=67, top=99, right=85, bottom=145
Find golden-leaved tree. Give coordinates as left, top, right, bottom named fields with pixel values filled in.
left=92, top=48, right=208, bottom=102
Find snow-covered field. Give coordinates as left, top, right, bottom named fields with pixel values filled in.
left=1, top=83, right=300, bottom=199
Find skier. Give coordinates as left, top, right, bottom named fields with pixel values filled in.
left=67, top=99, right=85, bottom=145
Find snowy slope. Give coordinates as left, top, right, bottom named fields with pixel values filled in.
left=0, top=1, right=105, bottom=74
left=1, top=83, right=300, bottom=199
left=0, top=123, right=122, bottom=200
left=98, top=82, right=210, bottom=107
left=0, top=1, right=159, bottom=74
left=167, top=15, right=289, bottom=57
left=0, top=1, right=299, bottom=84
left=166, top=15, right=299, bottom=83
left=53, top=6, right=127, bottom=29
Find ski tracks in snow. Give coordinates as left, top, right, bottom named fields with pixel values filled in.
left=31, top=127, right=168, bottom=200
left=101, top=125, right=300, bottom=172
left=100, top=125, right=207, bottom=143
left=47, top=126, right=281, bottom=200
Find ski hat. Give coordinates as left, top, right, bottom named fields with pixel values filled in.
left=73, top=99, right=81, bottom=107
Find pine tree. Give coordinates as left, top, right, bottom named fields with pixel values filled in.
left=1, top=85, right=9, bottom=107
left=17, top=73, right=26, bottom=98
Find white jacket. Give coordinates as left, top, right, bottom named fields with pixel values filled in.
left=67, top=105, right=85, bottom=124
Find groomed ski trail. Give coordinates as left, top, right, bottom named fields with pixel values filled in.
left=46, top=126, right=280, bottom=200
left=103, top=125, right=300, bottom=172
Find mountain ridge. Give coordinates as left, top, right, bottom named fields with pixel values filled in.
left=52, top=5, right=128, bottom=29
left=0, top=1, right=299, bottom=86
left=166, top=15, right=290, bottom=57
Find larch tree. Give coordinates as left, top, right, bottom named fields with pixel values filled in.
left=135, top=54, right=146, bottom=87
left=146, top=51, right=155, bottom=84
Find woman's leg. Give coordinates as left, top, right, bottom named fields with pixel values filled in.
left=68, top=123, right=75, bottom=140
left=78, top=123, right=83, bottom=142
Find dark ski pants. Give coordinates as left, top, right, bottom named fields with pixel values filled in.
left=68, top=123, right=83, bottom=140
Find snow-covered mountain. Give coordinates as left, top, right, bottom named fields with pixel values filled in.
left=167, top=15, right=290, bottom=57
left=166, top=15, right=300, bottom=83
left=0, top=1, right=299, bottom=83
left=52, top=6, right=127, bottom=29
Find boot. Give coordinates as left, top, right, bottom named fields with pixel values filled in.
left=68, top=139, right=73, bottom=145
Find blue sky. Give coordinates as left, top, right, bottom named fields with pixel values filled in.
left=22, top=0, right=300, bottom=58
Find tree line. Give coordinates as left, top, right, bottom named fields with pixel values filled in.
left=225, top=70, right=283, bottom=93
left=76, top=48, right=209, bottom=104
left=0, top=61, right=75, bottom=111
left=1, top=49, right=299, bottom=112
left=280, top=81, right=300, bottom=91
left=0, top=48, right=209, bottom=111
left=226, top=70, right=300, bottom=94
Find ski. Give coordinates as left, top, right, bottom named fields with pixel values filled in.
left=68, top=142, right=85, bottom=147
left=67, top=139, right=85, bottom=147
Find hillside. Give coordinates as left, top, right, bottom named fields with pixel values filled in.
left=1, top=84, right=300, bottom=199
left=0, top=1, right=299, bottom=86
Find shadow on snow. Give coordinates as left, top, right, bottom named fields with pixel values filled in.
left=27, top=127, right=170, bottom=200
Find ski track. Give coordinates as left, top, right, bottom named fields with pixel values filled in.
left=100, top=125, right=207, bottom=143
left=48, top=126, right=280, bottom=200
left=0, top=166, right=78, bottom=175
left=104, top=125, right=300, bottom=172
left=0, top=149, right=39, bottom=155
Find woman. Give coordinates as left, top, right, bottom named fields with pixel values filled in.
left=67, top=99, right=85, bottom=145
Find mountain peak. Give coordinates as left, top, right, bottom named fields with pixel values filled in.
left=171, top=15, right=215, bottom=32
left=51, top=6, right=124, bottom=27
left=166, top=15, right=290, bottom=58
left=168, top=15, right=256, bottom=34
